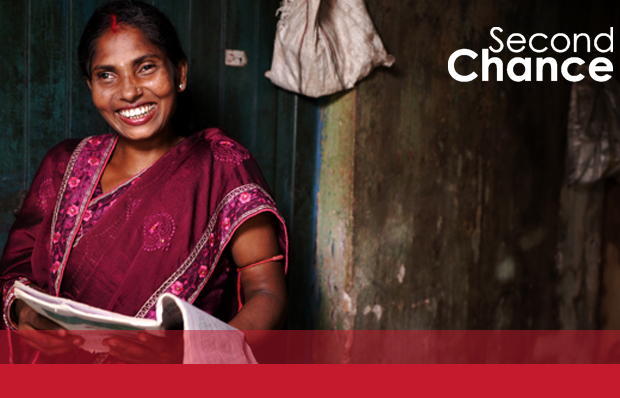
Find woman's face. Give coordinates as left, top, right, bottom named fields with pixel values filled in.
left=87, top=25, right=187, bottom=141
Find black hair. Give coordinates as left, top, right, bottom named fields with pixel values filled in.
left=78, top=0, right=186, bottom=80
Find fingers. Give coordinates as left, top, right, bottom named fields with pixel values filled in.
left=103, top=333, right=183, bottom=364
left=139, top=331, right=181, bottom=350
left=18, top=328, right=83, bottom=356
left=28, top=314, right=64, bottom=331
left=17, top=301, right=63, bottom=330
left=103, top=336, right=151, bottom=363
left=15, top=299, right=85, bottom=356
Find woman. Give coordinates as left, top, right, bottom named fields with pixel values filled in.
left=0, top=0, right=287, bottom=363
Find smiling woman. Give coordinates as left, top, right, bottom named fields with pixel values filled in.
left=0, top=0, right=288, bottom=364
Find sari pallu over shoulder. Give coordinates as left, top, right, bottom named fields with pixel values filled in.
left=51, top=128, right=288, bottom=321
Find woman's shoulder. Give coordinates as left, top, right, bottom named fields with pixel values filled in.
left=187, top=128, right=270, bottom=189
left=189, top=128, right=253, bottom=166
left=27, top=138, right=83, bottom=200
left=34, top=138, right=82, bottom=177
left=42, top=138, right=83, bottom=163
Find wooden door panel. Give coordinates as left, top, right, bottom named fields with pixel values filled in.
left=0, top=1, right=28, bottom=248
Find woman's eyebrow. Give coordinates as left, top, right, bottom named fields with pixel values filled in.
left=132, top=54, right=161, bottom=65
left=92, top=54, right=161, bottom=72
left=92, top=64, right=115, bottom=72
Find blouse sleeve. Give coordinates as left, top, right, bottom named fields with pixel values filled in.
left=0, top=140, right=77, bottom=329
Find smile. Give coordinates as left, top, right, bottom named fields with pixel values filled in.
left=117, top=104, right=156, bottom=119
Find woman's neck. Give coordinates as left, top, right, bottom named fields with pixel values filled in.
left=100, top=131, right=184, bottom=194
left=112, top=132, right=184, bottom=176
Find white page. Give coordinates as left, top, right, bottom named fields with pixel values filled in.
left=157, top=294, right=257, bottom=364
left=14, top=281, right=160, bottom=330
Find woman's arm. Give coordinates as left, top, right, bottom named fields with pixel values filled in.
left=228, top=212, right=287, bottom=330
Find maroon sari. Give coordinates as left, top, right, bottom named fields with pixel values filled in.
left=0, top=129, right=288, bottom=362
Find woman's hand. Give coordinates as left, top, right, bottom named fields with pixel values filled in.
left=13, top=299, right=84, bottom=356
left=102, top=331, right=184, bottom=364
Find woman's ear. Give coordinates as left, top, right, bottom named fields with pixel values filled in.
left=86, top=77, right=92, bottom=91
left=177, top=59, right=188, bottom=92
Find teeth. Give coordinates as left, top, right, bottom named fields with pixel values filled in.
left=118, top=104, right=156, bottom=119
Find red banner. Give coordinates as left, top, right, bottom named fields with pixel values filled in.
left=2, top=330, right=620, bottom=364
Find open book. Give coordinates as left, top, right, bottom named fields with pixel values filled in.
left=13, top=281, right=256, bottom=363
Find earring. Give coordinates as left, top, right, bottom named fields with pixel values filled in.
left=179, top=84, right=185, bottom=90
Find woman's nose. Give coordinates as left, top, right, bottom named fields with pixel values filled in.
left=119, top=76, right=142, bottom=102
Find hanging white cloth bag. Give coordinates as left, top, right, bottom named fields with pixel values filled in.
left=266, top=0, right=395, bottom=98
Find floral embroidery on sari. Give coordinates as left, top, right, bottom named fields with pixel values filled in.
left=37, top=179, right=55, bottom=211
left=136, top=184, right=288, bottom=319
left=49, top=134, right=117, bottom=295
left=56, top=161, right=67, bottom=175
left=211, top=138, right=250, bottom=165
left=142, top=213, right=176, bottom=252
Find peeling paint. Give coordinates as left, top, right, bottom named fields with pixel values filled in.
left=411, top=298, right=436, bottom=313
left=316, top=91, right=357, bottom=330
left=496, top=257, right=516, bottom=283
left=372, top=305, right=383, bottom=321
left=342, top=291, right=353, bottom=314
left=397, top=264, right=406, bottom=284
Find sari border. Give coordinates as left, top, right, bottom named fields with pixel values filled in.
left=50, top=134, right=117, bottom=295
left=2, top=278, right=30, bottom=330
left=72, top=166, right=149, bottom=248
left=87, top=160, right=151, bottom=207
left=49, top=137, right=91, bottom=253
left=135, top=183, right=284, bottom=319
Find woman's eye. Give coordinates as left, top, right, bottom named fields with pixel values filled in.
left=141, top=64, right=156, bottom=73
left=98, top=72, right=113, bottom=80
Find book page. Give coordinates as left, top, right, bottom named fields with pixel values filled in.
left=157, top=294, right=257, bottom=364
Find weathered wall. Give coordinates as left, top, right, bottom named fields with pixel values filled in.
left=601, top=181, right=620, bottom=329
left=315, top=0, right=620, bottom=330
left=556, top=3, right=620, bottom=331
